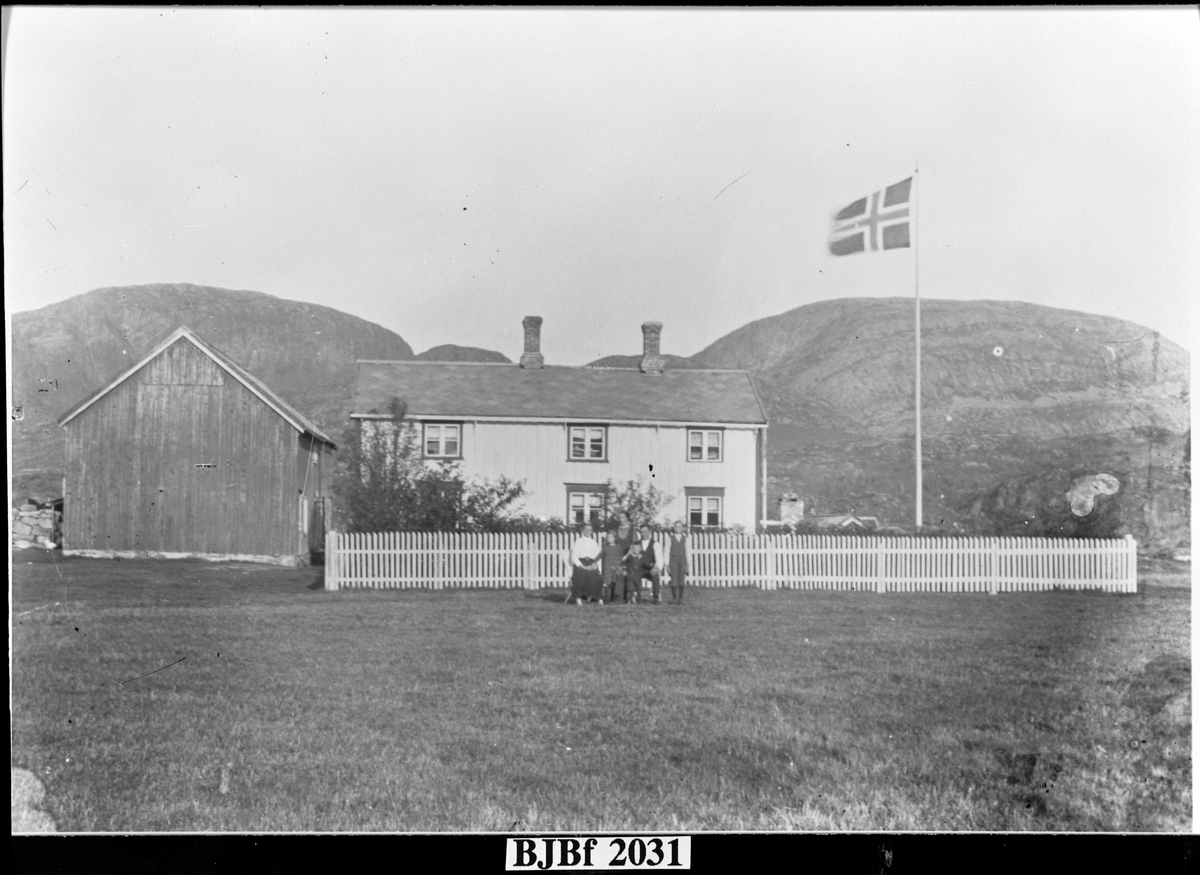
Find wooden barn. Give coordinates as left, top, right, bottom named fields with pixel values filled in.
left=57, top=327, right=336, bottom=564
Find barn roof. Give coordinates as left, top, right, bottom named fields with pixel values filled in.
left=57, top=327, right=336, bottom=446
left=352, top=361, right=768, bottom=426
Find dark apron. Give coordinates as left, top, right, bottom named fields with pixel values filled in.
left=570, top=558, right=603, bottom=600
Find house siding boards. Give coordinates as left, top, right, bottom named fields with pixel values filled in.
left=60, top=330, right=333, bottom=561
left=353, top=359, right=768, bottom=529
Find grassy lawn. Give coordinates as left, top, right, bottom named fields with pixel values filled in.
left=11, top=553, right=1190, bottom=832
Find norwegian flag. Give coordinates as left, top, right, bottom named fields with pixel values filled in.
left=829, top=177, right=912, bottom=256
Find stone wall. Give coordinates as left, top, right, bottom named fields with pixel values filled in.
left=12, top=499, right=61, bottom=550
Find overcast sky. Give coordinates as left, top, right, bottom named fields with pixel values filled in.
left=4, top=7, right=1198, bottom=364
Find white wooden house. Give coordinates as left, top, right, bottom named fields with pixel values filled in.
left=351, top=318, right=769, bottom=529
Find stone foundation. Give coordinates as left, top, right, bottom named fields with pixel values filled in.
left=11, top=499, right=61, bottom=551
left=62, top=548, right=304, bottom=567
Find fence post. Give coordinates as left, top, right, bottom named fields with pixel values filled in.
left=523, top=534, right=535, bottom=590
left=434, top=532, right=443, bottom=590
left=875, top=539, right=885, bottom=594
left=766, top=538, right=777, bottom=591
left=1125, top=534, right=1138, bottom=593
left=325, top=530, right=339, bottom=591
left=988, top=539, right=999, bottom=595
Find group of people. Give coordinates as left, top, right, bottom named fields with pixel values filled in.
left=567, top=512, right=689, bottom=606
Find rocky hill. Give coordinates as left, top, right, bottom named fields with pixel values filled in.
left=587, top=353, right=704, bottom=370
left=10, top=283, right=414, bottom=499
left=415, top=344, right=511, bottom=363
left=686, top=298, right=1190, bottom=551
left=11, top=288, right=1190, bottom=552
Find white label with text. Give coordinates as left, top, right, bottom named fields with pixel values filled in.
left=506, top=836, right=691, bottom=870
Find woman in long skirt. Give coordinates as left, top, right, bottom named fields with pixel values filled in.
left=569, top=523, right=604, bottom=604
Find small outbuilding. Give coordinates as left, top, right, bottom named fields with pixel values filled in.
left=57, top=327, right=335, bottom=564
left=804, top=513, right=881, bottom=532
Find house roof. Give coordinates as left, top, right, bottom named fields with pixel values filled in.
left=352, top=361, right=768, bottom=425
left=57, top=327, right=336, bottom=446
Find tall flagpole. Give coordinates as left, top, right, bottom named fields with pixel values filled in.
left=914, top=163, right=922, bottom=531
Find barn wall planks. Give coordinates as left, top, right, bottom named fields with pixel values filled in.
left=62, top=337, right=320, bottom=558
left=296, top=432, right=334, bottom=555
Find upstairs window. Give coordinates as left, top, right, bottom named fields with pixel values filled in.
left=688, top=429, right=723, bottom=462
left=423, top=423, right=461, bottom=458
left=569, top=426, right=607, bottom=461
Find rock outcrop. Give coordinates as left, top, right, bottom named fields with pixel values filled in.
left=11, top=768, right=56, bottom=833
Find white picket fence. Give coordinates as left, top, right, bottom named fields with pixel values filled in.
left=324, top=531, right=1137, bottom=593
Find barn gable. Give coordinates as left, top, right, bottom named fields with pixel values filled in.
left=58, top=326, right=335, bottom=446
left=58, top=327, right=335, bottom=563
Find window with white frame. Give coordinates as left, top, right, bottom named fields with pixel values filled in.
left=688, top=429, right=723, bottom=462
left=423, top=423, right=461, bottom=458
left=566, top=484, right=608, bottom=525
left=569, top=426, right=607, bottom=461
left=685, top=487, right=724, bottom=528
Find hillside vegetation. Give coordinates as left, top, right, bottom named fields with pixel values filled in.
left=590, top=298, right=1189, bottom=551
left=688, top=298, right=1190, bottom=551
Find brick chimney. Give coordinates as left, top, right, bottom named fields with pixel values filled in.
left=520, top=316, right=544, bottom=369
left=639, top=322, right=665, bottom=375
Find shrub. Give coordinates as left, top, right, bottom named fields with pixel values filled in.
left=599, top=476, right=675, bottom=530
left=335, top=398, right=529, bottom=532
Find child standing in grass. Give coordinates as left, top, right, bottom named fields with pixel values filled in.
left=623, top=543, right=645, bottom=604
left=665, top=520, right=690, bottom=604
left=600, top=531, right=625, bottom=604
